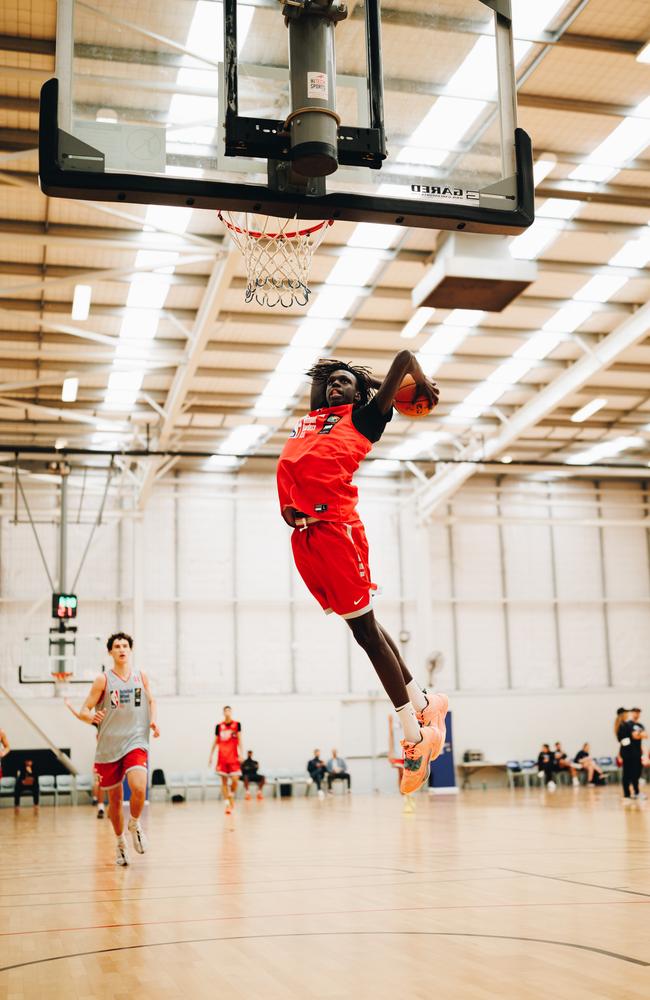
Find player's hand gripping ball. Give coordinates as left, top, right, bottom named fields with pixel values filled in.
left=393, top=374, right=439, bottom=418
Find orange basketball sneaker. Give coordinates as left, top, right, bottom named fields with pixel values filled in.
left=418, top=693, right=449, bottom=761
left=400, top=726, right=438, bottom=794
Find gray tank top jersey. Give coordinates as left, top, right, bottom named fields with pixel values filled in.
left=95, top=669, right=150, bottom=763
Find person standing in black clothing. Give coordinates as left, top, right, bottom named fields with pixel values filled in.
left=619, top=707, right=647, bottom=803
left=537, top=744, right=555, bottom=790
left=14, top=759, right=39, bottom=808
left=307, top=750, right=328, bottom=799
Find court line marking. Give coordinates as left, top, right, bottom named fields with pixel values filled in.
left=0, top=873, right=536, bottom=909
left=1, top=930, right=647, bottom=972
left=501, top=868, right=650, bottom=899
left=2, top=897, right=650, bottom=937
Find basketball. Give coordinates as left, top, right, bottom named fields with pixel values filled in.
left=393, top=374, right=436, bottom=418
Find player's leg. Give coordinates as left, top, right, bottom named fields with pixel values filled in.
left=107, top=784, right=125, bottom=836
left=106, top=782, right=129, bottom=865
left=93, top=768, right=106, bottom=816
left=230, top=775, right=239, bottom=803
left=220, top=774, right=230, bottom=809
left=377, top=620, right=448, bottom=736
left=621, top=755, right=632, bottom=800
left=126, top=765, right=148, bottom=854
left=256, top=775, right=265, bottom=800
left=296, top=521, right=437, bottom=795
left=244, top=776, right=251, bottom=800
left=347, top=611, right=436, bottom=776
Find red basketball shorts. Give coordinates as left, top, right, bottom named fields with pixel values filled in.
left=94, top=748, right=148, bottom=790
left=291, top=519, right=377, bottom=619
left=217, top=755, right=241, bottom=776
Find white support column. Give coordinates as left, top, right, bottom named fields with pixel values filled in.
left=416, top=296, right=650, bottom=521
left=132, top=514, right=145, bottom=647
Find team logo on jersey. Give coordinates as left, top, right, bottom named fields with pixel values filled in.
left=134, top=687, right=142, bottom=707
left=119, top=689, right=131, bottom=705
left=289, top=415, right=318, bottom=439
left=110, top=690, right=119, bottom=709
left=318, top=414, right=341, bottom=434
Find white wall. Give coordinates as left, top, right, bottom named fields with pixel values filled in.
left=1, top=471, right=649, bottom=783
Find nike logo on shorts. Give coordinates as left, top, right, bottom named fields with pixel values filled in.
left=353, top=597, right=364, bottom=606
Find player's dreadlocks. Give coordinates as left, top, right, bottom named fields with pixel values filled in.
left=305, top=359, right=375, bottom=409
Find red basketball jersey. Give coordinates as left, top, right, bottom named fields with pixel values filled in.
left=216, top=720, right=240, bottom=758
left=276, top=404, right=372, bottom=522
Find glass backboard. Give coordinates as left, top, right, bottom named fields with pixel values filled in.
left=40, top=0, right=533, bottom=234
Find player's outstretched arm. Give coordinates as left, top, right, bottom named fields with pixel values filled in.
left=64, top=698, right=86, bottom=723
left=141, top=672, right=159, bottom=738
left=373, top=350, right=439, bottom=415
left=79, top=675, right=108, bottom=726
left=0, top=728, right=9, bottom=758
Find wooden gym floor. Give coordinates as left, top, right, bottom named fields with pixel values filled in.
left=1, top=788, right=649, bottom=999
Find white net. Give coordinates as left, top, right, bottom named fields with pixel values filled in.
left=219, top=212, right=333, bottom=307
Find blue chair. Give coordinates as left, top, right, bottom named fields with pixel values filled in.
left=38, top=775, right=57, bottom=805
left=75, top=774, right=94, bottom=803
left=597, top=756, right=619, bottom=784
left=56, top=774, right=75, bottom=805
left=203, top=770, right=221, bottom=799
left=167, top=772, right=187, bottom=799
left=520, top=759, right=543, bottom=787
left=506, top=761, right=524, bottom=788
left=0, top=776, right=15, bottom=806
left=185, top=770, right=204, bottom=801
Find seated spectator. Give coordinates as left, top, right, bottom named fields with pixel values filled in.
left=14, top=759, right=39, bottom=808
left=553, top=741, right=578, bottom=786
left=307, top=749, right=328, bottom=799
left=574, top=742, right=604, bottom=785
left=327, top=749, right=351, bottom=793
left=240, top=750, right=265, bottom=801
left=537, top=743, right=555, bottom=790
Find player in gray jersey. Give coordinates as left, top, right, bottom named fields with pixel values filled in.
left=79, top=632, right=159, bottom=866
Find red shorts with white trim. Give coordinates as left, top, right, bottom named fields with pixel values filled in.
left=291, top=518, right=376, bottom=619
left=95, top=748, right=148, bottom=790
left=217, top=757, right=241, bottom=776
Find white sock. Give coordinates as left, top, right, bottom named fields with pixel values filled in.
left=406, top=680, right=427, bottom=713
left=117, top=833, right=126, bottom=844
left=128, top=816, right=138, bottom=828
left=396, top=703, right=421, bottom=744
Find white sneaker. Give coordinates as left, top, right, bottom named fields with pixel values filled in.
left=572, top=777, right=579, bottom=787
left=317, top=789, right=325, bottom=800
left=547, top=780, right=556, bottom=791
left=116, top=838, right=129, bottom=866
left=128, top=818, right=147, bottom=854
left=97, top=803, right=105, bottom=818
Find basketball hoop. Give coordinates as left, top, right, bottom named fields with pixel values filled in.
left=52, top=672, right=72, bottom=684
left=218, top=212, right=333, bottom=307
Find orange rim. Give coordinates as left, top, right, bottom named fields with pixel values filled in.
left=218, top=212, right=333, bottom=241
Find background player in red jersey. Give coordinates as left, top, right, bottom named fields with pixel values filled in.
left=209, top=705, right=241, bottom=814
left=276, top=350, right=448, bottom=795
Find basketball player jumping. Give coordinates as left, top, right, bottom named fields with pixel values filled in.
left=208, top=705, right=241, bottom=815
left=276, top=351, right=448, bottom=794
left=79, top=632, right=159, bottom=866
